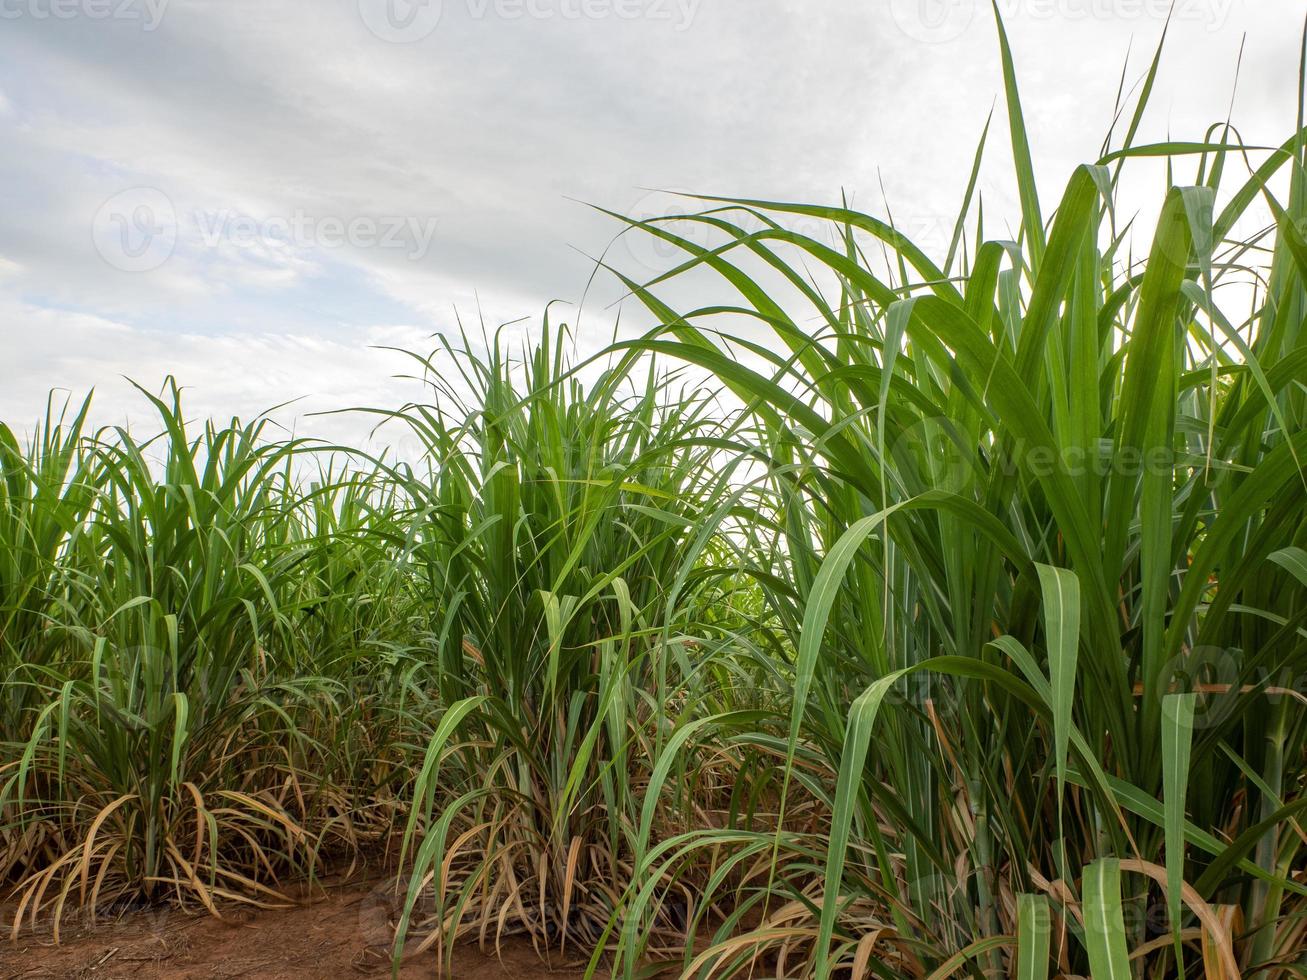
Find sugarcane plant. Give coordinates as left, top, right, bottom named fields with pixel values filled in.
left=602, top=10, right=1307, bottom=977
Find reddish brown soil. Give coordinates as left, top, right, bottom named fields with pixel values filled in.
left=1, top=874, right=589, bottom=980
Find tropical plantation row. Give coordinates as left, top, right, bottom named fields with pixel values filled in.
left=2, top=21, right=1306, bottom=979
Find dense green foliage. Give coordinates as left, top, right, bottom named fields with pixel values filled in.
left=3, top=15, right=1306, bottom=978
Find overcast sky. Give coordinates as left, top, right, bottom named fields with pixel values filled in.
left=0, top=0, right=1299, bottom=447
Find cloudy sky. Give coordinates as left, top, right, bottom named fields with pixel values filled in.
left=0, top=0, right=1299, bottom=446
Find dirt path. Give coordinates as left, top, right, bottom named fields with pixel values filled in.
left=1, top=874, right=590, bottom=980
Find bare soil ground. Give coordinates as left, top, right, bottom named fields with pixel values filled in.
left=1, top=871, right=590, bottom=980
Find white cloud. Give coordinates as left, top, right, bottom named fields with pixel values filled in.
left=0, top=0, right=1301, bottom=436
left=0, top=296, right=438, bottom=451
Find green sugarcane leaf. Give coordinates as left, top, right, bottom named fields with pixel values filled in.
left=1162, top=692, right=1197, bottom=976
left=1083, top=859, right=1132, bottom=980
